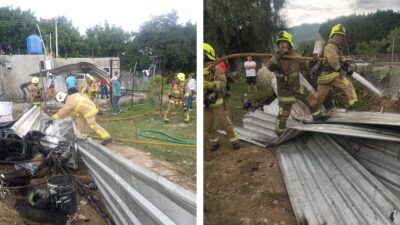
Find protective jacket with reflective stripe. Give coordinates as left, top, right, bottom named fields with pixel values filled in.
left=55, top=93, right=98, bottom=119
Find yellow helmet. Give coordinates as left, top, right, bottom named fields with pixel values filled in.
left=330, top=24, right=346, bottom=38
left=276, top=31, right=294, bottom=48
left=203, top=43, right=216, bottom=61
left=32, top=77, right=40, bottom=84
left=176, top=72, right=185, bottom=82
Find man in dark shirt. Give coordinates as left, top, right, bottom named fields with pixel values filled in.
left=19, top=81, right=31, bottom=102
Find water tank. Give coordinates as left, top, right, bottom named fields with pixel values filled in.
left=26, top=34, right=43, bottom=54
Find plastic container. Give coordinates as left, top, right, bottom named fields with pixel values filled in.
left=26, top=34, right=44, bottom=54
left=48, top=175, right=77, bottom=215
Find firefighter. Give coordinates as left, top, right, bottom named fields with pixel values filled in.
left=316, top=24, right=357, bottom=107
left=203, top=43, right=240, bottom=151
left=28, top=77, right=42, bottom=106
left=80, top=75, right=99, bottom=102
left=164, top=73, right=190, bottom=123
left=52, top=91, right=112, bottom=145
left=267, top=31, right=329, bottom=136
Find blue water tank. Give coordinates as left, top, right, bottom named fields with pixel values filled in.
left=26, top=34, right=43, bottom=54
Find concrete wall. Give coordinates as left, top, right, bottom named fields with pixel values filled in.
left=0, top=55, right=119, bottom=101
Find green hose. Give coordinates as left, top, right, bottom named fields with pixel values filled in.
left=137, top=129, right=196, bottom=145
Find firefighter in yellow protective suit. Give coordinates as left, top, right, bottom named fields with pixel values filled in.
left=204, top=43, right=240, bottom=151
left=28, top=77, right=42, bottom=106
left=164, top=73, right=190, bottom=123
left=267, top=31, right=329, bottom=136
left=316, top=24, right=357, bottom=107
left=80, top=75, right=99, bottom=102
left=52, top=91, right=112, bottom=145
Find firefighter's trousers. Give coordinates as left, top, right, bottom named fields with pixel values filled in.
left=276, top=88, right=321, bottom=135
left=204, top=105, right=239, bottom=145
left=164, top=99, right=189, bottom=122
left=316, top=74, right=357, bottom=106
left=76, top=116, right=110, bottom=140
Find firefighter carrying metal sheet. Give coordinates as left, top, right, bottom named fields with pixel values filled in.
left=164, top=73, right=190, bottom=123
left=204, top=43, right=240, bottom=151
left=52, top=91, right=112, bottom=146
left=316, top=24, right=357, bottom=108
left=267, top=31, right=329, bottom=136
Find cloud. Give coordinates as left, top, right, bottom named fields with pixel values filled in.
left=284, top=0, right=399, bottom=27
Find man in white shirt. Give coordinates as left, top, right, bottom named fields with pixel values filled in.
left=244, top=56, right=257, bottom=93
left=187, top=73, right=196, bottom=111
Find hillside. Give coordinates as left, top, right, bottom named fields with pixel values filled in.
left=289, top=23, right=323, bottom=43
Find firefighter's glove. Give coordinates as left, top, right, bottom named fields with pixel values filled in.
left=312, top=54, right=319, bottom=63
left=203, top=67, right=210, bottom=75
left=52, top=114, right=60, bottom=121
left=277, top=49, right=289, bottom=60
left=168, top=94, right=172, bottom=99
left=342, top=60, right=352, bottom=71
left=347, top=70, right=354, bottom=76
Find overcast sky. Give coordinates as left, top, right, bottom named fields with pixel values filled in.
left=283, top=0, right=400, bottom=27
left=0, top=0, right=199, bottom=34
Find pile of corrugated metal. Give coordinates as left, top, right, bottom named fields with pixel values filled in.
left=235, top=76, right=400, bottom=224
left=1, top=106, right=196, bottom=225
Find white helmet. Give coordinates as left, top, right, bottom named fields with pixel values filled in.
left=55, top=91, right=68, bottom=103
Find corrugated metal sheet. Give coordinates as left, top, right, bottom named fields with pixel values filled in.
left=327, top=111, right=400, bottom=127
left=236, top=110, right=400, bottom=146
left=331, top=136, right=400, bottom=199
left=78, top=139, right=196, bottom=225
left=29, top=62, right=109, bottom=82
left=11, top=105, right=50, bottom=137
left=277, top=133, right=400, bottom=225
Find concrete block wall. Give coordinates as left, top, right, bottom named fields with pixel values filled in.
left=0, top=55, right=119, bottom=101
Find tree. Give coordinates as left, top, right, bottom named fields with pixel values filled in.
left=319, top=10, right=400, bottom=54
left=124, top=11, right=196, bottom=73
left=39, top=16, right=86, bottom=57
left=0, top=7, right=38, bottom=54
left=84, top=22, right=131, bottom=57
left=204, top=0, right=286, bottom=55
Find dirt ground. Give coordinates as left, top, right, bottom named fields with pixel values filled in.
left=204, top=140, right=296, bottom=225
left=107, top=143, right=196, bottom=190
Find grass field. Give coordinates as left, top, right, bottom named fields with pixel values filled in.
left=97, top=98, right=196, bottom=190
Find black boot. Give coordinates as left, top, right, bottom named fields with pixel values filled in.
left=210, top=143, right=220, bottom=152
left=232, top=142, right=240, bottom=150
left=314, top=114, right=330, bottom=122
left=101, top=137, right=113, bottom=146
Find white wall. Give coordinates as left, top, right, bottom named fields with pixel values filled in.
left=0, top=55, right=119, bottom=101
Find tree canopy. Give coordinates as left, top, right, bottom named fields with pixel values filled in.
left=204, top=0, right=286, bottom=55
left=0, top=7, right=195, bottom=73
left=319, top=10, right=400, bottom=54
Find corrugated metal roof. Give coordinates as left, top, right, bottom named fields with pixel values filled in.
left=11, top=105, right=50, bottom=137
left=29, top=62, right=109, bottom=82
left=277, top=133, right=400, bottom=225
left=236, top=110, right=400, bottom=146
left=326, top=111, right=400, bottom=127
left=331, top=135, right=400, bottom=199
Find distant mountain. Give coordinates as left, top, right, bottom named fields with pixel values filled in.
left=289, top=23, right=323, bottom=44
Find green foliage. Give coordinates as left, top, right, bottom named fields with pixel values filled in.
left=84, top=22, right=131, bottom=57
left=355, top=27, right=400, bottom=55
left=0, top=7, right=37, bottom=53
left=124, top=11, right=196, bottom=73
left=0, top=7, right=195, bottom=75
left=295, top=40, right=315, bottom=56
left=204, top=0, right=286, bottom=55
left=319, top=10, right=400, bottom=54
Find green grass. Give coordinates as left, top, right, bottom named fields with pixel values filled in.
left=226, top=79, right=274, bottom=125
left=97, top=98, right=196, bottom=190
